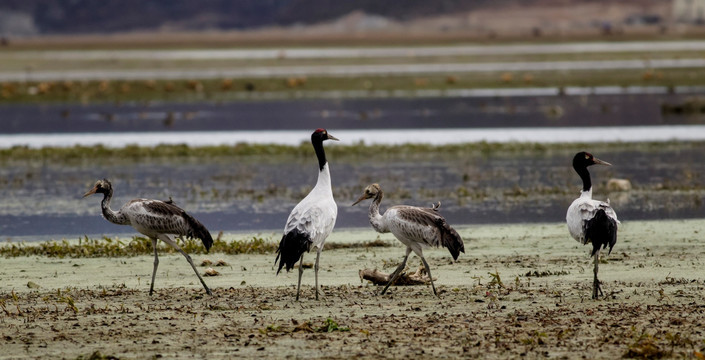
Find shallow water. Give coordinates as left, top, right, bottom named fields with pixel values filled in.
left=2, top=91, right=705, bottom=148
left=12, top=40, right=705, bottom=61
left=1, top=145, right=703, bottom=241
left=1, top=93, right=704, bottom=240
left=2, top=92, right=704, bottom=135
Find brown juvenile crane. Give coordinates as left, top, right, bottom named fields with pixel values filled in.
left=352, top=183, right=464, bottom=296
left=84, top=179, right=213, bottom=296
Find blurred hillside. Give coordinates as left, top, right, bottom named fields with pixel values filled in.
left=0, top=0, right=679, bottom=37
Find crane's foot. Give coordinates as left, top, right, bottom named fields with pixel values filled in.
left=592, top=279, right=604, bottom=300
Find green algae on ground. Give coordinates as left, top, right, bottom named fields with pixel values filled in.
left=0, top=234, right=392, bottom=258
left=2, top=220, right=705, bottom=359
left=0, top=235, right=277, bottom=258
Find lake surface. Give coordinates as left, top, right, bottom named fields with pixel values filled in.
left=4, top=89, right=704, bottom=133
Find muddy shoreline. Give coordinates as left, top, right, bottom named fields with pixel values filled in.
left=2, top=220, right=704, bottom=359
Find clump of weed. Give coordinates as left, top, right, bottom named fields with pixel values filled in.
left=624, top=333, right=668, bottom=359
left=75, top=350, right=119, bottom=360
left=323, top=239, right=392, bottom=250
left=0, top=234, right=277, bottom=258
left=525, top=269, right=570, bottom=277
left=488, top=269, right=504, bottom=289
left=317, top=318, right=350, bottom=333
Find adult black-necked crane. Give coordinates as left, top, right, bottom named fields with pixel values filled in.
left=352, top=183, right=464, bottom=296
left=566, top=152, right=619, bottom=299
left=83, top=179, right=214, bottom=296
left=275, top=128, right=339, bottom=301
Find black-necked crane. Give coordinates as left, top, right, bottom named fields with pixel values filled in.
left=275, top=128, right=339, bottom=301
left=352, top=183, right=464, bottom=296
left=83, top=179, right=214, bottom=296
left=566, top=152, right=619, bottom=299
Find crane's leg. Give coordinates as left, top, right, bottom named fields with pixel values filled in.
left=420, top=256, right=438, bottom=297
left=381, top=247, right=412, bottom=295
left=593, top=251, right=603, bottom=300
left=149, top=238, right=159, bottom=296
left=158, top=234, right=212, bottom=296
left=296, top=254, right=305, bottom=301
left=314, top=249, right=322, bottom=301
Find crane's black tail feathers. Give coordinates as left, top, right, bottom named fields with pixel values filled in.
left=436, top=218, right=465, bottom=261
left=585, top=209, right=618, bottom=256
left=182, top=211, right=214, bottom=252
left=275, top=229, right=313, bottom=275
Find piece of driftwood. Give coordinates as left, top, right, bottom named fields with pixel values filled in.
left=359, top=266, right=435, bottom=286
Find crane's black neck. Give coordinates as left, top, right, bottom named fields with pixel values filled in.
left=312, top=137, right=327, bottom=171
left=574, top=165, right=592, bottom=192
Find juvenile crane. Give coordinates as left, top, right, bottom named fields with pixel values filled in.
left=566, top=152, right=619, bottom=299
left=352, top=183, right=464, bottom=296
left=275, top=129, right=339, bottom=301
left=83, top=179, right=213, bottom=296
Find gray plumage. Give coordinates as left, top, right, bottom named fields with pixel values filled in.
left=352, top=183, right=464, bottom=296
left=84, top=179, right=213, bottom=296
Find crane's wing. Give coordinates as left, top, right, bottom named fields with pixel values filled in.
left=284, top=198, right=338, bottom=247
left=123, top=199, right=213, bottom=249
left=389, top=205, right=464, bottom=260
left=577, top=200, right=619, bottom=225
left=567, top=198, right=619, bottom=245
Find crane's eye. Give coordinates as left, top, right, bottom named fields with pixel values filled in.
left=584, top=154, right=590, bottom=160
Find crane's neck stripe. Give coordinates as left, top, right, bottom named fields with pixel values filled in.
left=312, top=137, right=327, bottom=171
left=575, top=165, right=592, bottom=192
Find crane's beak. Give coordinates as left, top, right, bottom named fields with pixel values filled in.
left=351, top=193, right=368, bottom=206
left=593, top=158, right=612, bottom=166
left=327, top=134, right=339, bottom=141
left=83, top=186, right=98, bottom=198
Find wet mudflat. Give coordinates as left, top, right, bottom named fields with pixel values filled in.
left=2, top=220, right=704, bottom=359
left=1, top=141, right=704, bottom=240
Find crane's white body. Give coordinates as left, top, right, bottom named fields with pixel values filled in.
left=566, top=189, right=620, bottom=245
left=283, top=163, right=338, bottom=251
left=565, top=151, right=620, bottom=299
left=275, top=129, right=339, bottom=301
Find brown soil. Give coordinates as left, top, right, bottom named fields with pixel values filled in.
left=2, top=220, right=705, bottom=359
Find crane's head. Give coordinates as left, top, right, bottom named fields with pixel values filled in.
left=312, top=128, right=339, bottom=142
left=352, top=183, right=381, bottom=206
left=83, top=179, right=113, bottom=198
left=573, top=151, right=611, bottom=170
